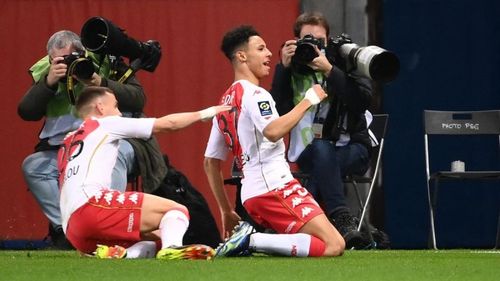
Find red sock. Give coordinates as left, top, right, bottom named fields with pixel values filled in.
left=308, top=236, right=326, bottom=257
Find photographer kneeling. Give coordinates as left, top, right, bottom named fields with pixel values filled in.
left=270, top=12, right=373, bottom=249
left=18, top=30, right=146, bottom=249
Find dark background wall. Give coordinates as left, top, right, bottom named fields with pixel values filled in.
left=382, top=0, right=500, bottom=248
left=300, top=0, right=500, bottom=248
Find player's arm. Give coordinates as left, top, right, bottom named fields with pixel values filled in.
left=203, top=157, right=241, bottom=238
left=152, top=105, right=231, bottom=133
left=263, top=84, right=327, bottom=142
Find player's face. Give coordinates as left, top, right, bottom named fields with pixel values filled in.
left=245, top=35, right=272, bottom=79
left=100, top=92, right=121, bottom=117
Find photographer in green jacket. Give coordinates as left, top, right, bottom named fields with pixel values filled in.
left=18, top=30, right=146, bottom=249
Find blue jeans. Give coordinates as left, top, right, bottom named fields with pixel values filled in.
left=21, top=140, right=135, bottom=227
left=296, top=139, right=370, bottom=216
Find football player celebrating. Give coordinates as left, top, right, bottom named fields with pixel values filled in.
left=58, top=86, right=230, bottom=259
left=204, top=25, right=345, bottom=257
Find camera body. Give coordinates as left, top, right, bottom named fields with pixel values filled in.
left=291, top=34, right=325, bottom=66
left=59, top=51, right=95, bottom=81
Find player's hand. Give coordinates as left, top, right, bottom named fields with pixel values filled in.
left=307, top=45, right=333, bottom=76
left=221, top=210, right=241, bottom=239
left=199, top=105, right=232, bottom=121
left=312, top=84, right=328, bottom=102
left=280, top=40, right=297, bottom=68
left=46, top=56, right=67, bottom=87
left=304, top=84, right=328, bottom=105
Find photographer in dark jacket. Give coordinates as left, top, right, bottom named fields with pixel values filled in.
left=18, top=30, right=151, bottom=249
left=271, top=13, right=373, bottom=249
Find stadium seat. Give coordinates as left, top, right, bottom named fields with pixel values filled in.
left=423, top=109, right=500, bottom=249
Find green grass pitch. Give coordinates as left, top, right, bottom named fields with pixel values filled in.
left=1, top=250, right=499, bottom=281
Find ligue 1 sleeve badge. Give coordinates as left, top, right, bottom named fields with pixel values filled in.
left=258, top=101, right=272, bottom=116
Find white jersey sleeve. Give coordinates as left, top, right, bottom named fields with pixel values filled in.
left=204, top=117, right=229, bottom=160
left=242, top=88, right=279, bottom=135
left=98, top=116, right=155, bottom=140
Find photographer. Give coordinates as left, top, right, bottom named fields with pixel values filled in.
left=270, top=12, right=373, bottom=249
left=18, top=30, right=146, bottom=249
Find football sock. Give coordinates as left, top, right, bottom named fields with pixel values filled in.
left=126, top=241, right=158, bottom=258
left=308, top=235, right=326, bottom=257
left=159, top=209, right=190, bottom=249
left=249, top=232, right=324, bottom=257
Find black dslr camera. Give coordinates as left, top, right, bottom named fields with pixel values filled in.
left=291, top=34, right=325, bottom=66
left=59, top=51, right=95, bottom=81
left=291, top=33, right=400, bottom=83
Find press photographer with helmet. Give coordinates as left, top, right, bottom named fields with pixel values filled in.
left=18, top=18, right=162, bottom=249
left=271, top=12, right=381, bottom=249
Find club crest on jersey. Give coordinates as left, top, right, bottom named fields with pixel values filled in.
left=258, top=101, right=272, bottom=116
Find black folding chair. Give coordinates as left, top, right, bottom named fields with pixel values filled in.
left=423, top=110, right=500, bottom=249
left=344, top=114, right=389, bottom=233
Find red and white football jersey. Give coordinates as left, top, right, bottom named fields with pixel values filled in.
left=205, top=80, right=294, bottom=203
left=57, top=115, right=155, bottom=232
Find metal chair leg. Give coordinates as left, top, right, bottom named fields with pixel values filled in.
left=351, top=180, right=364, bottom=215
left=353, top=180, right=376, bottom=247
left=495, top=211, right=500, bottom=249
left=427, top=178, right=438, bottom=250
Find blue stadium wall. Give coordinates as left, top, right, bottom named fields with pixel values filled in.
left=382, top=0, right=500, bottom=248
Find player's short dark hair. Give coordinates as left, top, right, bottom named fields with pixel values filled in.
left=221, top=25, right=260, bottom=60
left=76, top=86, right=114, bottom=113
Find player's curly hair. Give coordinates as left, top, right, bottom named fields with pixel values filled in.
left=221, top=25, right=260, bottom=61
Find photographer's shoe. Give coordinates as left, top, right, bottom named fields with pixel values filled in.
left=330, top=212, right=370, bottom=250
left=48, top=224, right=74, bottom=250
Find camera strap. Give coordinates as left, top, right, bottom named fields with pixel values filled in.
left=117, top=68, right=134, bottom=84
left=310, top=72, right=328, bottom=138
left=66, top=76, right=76, bottom=105
left=311, top=72, right=327, bottom=111
left=118, top=57, right=144, bottom=83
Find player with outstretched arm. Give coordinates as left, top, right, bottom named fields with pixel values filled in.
left=58, top=86, right=231, bottom=259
